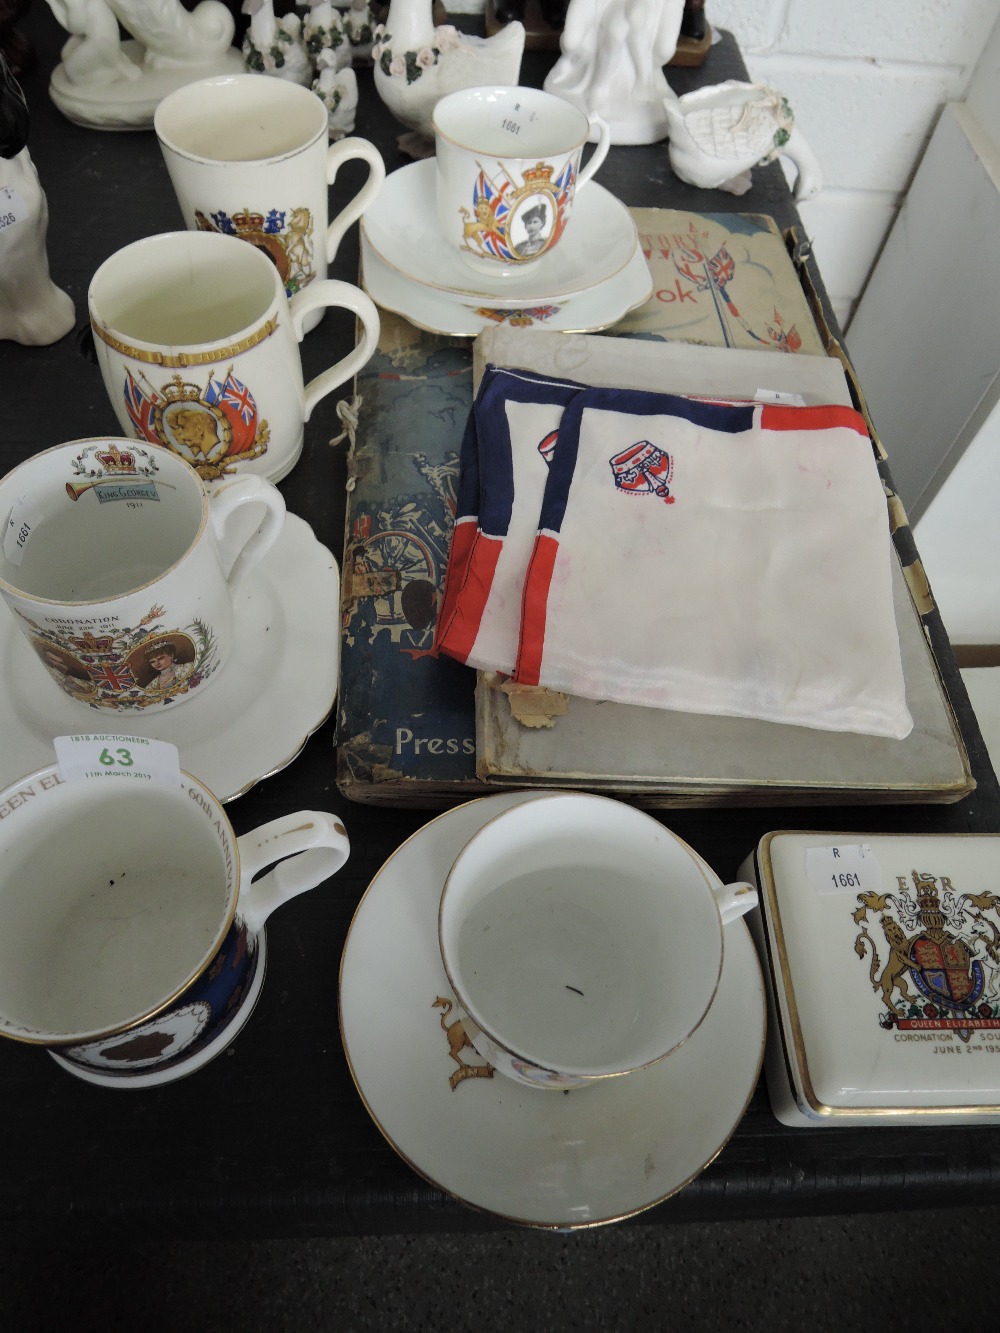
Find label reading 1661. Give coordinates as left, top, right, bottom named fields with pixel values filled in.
left=806, top=843, right=882, bottom=896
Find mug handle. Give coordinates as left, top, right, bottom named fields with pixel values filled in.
left=324, top=137, right=386, bottom=264
left=208, top=474, right=286, bottom=590
left=712, top=880, right=759, bottom=925
left=288, top=279, right=381, bottom=420
left=577, top=113, right=611, bottom=190
left=237, top=811, right=351, bottom=935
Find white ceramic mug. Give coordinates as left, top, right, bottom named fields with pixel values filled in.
left=0, top=762, right=349, bottom=1085
left=0, top=436, right=284, bottom=714
left=432, top=85, right=610, bottom=273
left=89, top=230, right=380, bottom=485
left=438, top=791, right=757, bottom=1090
left=154, top=73, right=385, bottom=332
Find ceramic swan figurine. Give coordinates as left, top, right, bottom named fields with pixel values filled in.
left=0, top=52, right=75, bottom=345
left=373, top=0, right=525, bottom=156
left=663, top=80, right=823, bottom=202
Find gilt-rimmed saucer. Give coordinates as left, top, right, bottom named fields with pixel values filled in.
left=361, top=160, right=638, bottom=307
left=0, top=513, right=339, bottom=802
left=339, top=791, right=766, bottom=1229
left=362, top=236, right=653, bottom=338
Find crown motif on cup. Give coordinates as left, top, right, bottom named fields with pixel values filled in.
left=231, top=210, right=267, bottom=235
left=94, top=443, right=137, bottom=473
left=160, top=375, right=209, bottom=405
left=521, top=162, right=555, bottom=186
left=71, top=631, right=116, bottom=653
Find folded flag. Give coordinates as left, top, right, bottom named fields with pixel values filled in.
left=436, top=366, right=912, bottom=740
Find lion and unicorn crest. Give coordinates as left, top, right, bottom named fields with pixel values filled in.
left=853, top=867, right=1000, bottom=1042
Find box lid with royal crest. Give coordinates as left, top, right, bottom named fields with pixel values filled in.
left=739, top=831, right=1000, bottom=1127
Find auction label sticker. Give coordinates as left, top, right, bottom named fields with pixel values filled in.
left=0, top=185, right=27, bottom=232
left=806, top=843, right=882, bottom=896
left=2, top=496, right=43, bottom=566
left=54, top=734, right=182, bottom=788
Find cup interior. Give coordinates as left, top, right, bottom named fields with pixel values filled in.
left=0, top=440, right=205, bottom=603
left=440, top=794, right=723, bottom=1079
left=0, top=770, right=235, bottom=1043
left=89, top=231, right=277, bottom=347
left=433, top=86, right=589, bottom=159
left=154, top=74, right=327, bottom=163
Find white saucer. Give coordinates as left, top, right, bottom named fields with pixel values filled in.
left=339, top=791, right=766, bottom=1229
left=0, top=513, right=339, bottom=802
left=361, top=160, right=639, bottom=307
left=50, top=933, right=268, bottom=1089
left=362, top=236, right=653, bottom=338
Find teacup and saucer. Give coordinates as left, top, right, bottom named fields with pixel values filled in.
left=340, top=790, right=765, bottom=1228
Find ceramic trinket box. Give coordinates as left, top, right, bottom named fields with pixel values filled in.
left=740, top=832, right=1000, bottom=1127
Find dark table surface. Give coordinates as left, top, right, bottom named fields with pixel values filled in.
left=2, top=5, right=1000, bottom=1239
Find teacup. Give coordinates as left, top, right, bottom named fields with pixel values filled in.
left=154, top=73, right=385, bottom=332
left=438, top=791, right=757, bottom=1090
left=89, top=230, right=380, bottom=485
left=0, top=436, right=284, bottom=714
left=432, top=85, right=610, bottom=273
left=0, top=762, right=350, bottom=1085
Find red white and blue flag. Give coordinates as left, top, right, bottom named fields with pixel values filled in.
left=123, top=370, right=158, bottom=443
left=471, top=171, right=513, bottom=262
left=206, top=371, right=259, bottom=453
left=435, top=364, right=912, bottom=740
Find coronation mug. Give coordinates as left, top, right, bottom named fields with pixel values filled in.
left=0, top=436, right=284, bottom=714
left=155, top=73, right=385, bottom=332
left=438, top=791, right=757, bottom=1090
left=0, top=762, right=349, bottom=1085
left=432, top=85, right=610, bottom=273
left=89, top=230, right=380, bottom=484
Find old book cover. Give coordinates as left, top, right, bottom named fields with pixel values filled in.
left=336, top=209, right=833, bottom=805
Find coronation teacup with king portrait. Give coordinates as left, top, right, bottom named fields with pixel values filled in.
left=0, top=436, right=284, bottom=714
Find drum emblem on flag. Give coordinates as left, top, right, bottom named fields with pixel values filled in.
left=609, top=440, right=674, bottom=503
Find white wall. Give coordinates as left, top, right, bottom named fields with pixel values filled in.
left=694, top=0, right=1000, bottom=328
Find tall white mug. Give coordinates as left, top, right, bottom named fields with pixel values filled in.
left=155, top=73, right=385, bottom=333
left=89, top=230, right=380, bottom=485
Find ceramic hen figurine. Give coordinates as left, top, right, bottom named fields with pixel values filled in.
left=373, top=0, right=525, bottom=157
left=0, top=51, right=75, bottom=345
left=663, top=80, right=823, bottom=202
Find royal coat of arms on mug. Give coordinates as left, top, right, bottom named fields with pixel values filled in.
left=122, top=368, right=270, bottom=483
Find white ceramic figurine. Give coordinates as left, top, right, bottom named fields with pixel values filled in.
left=663, top=80, right=823, bottom=201
left=45, top=0, right=245, bottom=129
left=0, top=52, right=75, bottom=346
left=242, top=0, right=314, bottom=85
left=373, top=0, right=525, bottom=156
left=544, top=0, right=685, bottom=145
